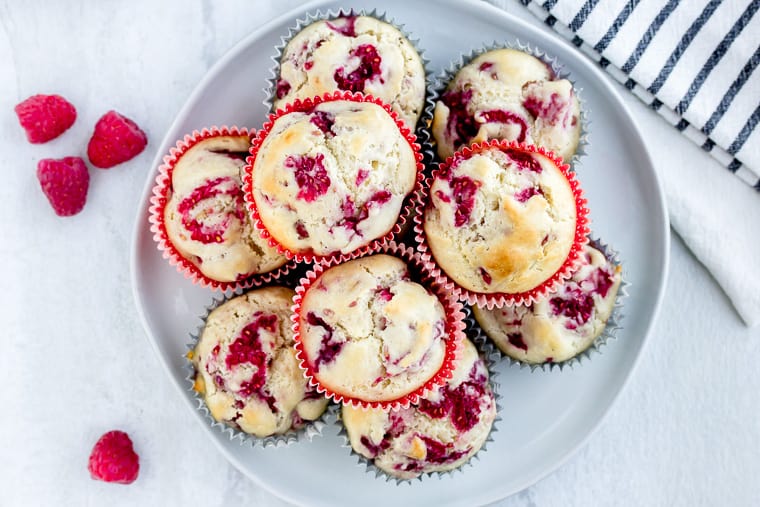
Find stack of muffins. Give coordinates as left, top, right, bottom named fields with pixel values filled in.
left=148, top=10, right=624, bottom=481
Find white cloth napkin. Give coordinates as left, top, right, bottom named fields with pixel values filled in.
left=628, top=93, right=760, bottom=328
left=486, top=0, right=760, bottom=326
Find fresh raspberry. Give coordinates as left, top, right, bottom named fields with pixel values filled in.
left=14, top=94, right=77, bottom=143
left=87, top=430, right=140, bottom=485
left=36, top=157, right=90, bottom=217
left=87, top=110, right=147, bottom=169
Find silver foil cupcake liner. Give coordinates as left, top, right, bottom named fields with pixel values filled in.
left=264, top=7, right=435, bottom=153
left=185, top=287, right=333, bottom=448
left=427, top=39, right=590, bottom=168
left=467, top=236, right=628, bottom=372
left=336, top=333, right=502, bottom=484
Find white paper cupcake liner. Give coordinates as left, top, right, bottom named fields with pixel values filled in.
left=468, top=236, right=628, bottom=372
left=185, top=288, right=333, bottom=448
left=427, top=39, right=590, bottom=168
left=336, top=334, right=502, bottom=484
left=264, top=8, right=434, bottom=141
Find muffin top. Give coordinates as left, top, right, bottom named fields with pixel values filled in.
left=274, top=14, right=426, bottom=128
left=250, top=99, right=417, bottom=257
left=423, top=144, right=578, bottom=295
left=432, top=48, right=581, bottom=161
left=163, top=135, right=287, bottom=282
left=298, top=254, right=447, bottom=403
left=342, top=338, right=496, bottom=479
left=193, top=286, right=328, bottom=437
left=473, top=244, right=622, bottom=363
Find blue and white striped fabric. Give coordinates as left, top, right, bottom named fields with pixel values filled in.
left=514, top=0, right=760, bottom=191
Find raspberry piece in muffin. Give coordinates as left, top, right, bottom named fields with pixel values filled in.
left=342, top=339, right=496, bottom=479
left=422, top=142, right=582, bottom=299
left=192, top=287, right=329, bottom=437
left=273, top=15, right=426, bottom=128
left=297, top=255, right=447, bottom=403
left=249, top=98, right=418, bottom=258
left=163, top=132, right=287, bottom=283
left=473, top=244, right=622, bottom=364
left=432, top=48, right=581, bottom=161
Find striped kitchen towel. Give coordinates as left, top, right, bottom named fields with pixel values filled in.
left=505, top=0, right=760, bottom=191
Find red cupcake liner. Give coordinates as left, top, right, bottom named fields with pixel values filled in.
left=148, top=125, right=295, bottom=292
left=413, top=139, right=591, bottom=309
left=242, top=91, right=425, bottom=265
left=291, top=241, right=466, bottom=411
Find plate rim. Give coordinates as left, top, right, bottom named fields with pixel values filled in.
left=129, top=0, right=671, bottom=504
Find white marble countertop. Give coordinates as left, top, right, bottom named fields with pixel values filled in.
left=2, top=1, right=759, bottom=506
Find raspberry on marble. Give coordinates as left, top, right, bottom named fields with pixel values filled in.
left=87, top=430, right=140, bottom=485
left=87, top=110, right=147, bottom=169
left=36, top=157, right=89, bottom=217
left=14, top=94, right=77, bottom=143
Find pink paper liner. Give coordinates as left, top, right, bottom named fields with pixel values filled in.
left=413, top=139, right=591, bottom=309
left=290, top=241, right=466, bottom=411
left=148, top=125, right=296, bottom=292
left=242, top=91, right=425, bottom=265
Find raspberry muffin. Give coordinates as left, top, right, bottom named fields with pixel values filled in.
left=419, top=141, right=588, bottom=306
left=296, top=254, right=449, bottom=405
left=432, top=48, right=581, bottom=161
left=341, top=338, right=496, bottom=479
left=192, top=286, right=329, bottom=438
left=473, top=243, right=622, bottom=364
left=246, top=95, right=420, bottom=260
left=273, top=14, right=426, bottom=128
left=160, top=130, right=287, bottom=284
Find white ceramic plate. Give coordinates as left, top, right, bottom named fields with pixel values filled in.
left=130, top=0, right=669, bottom=505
